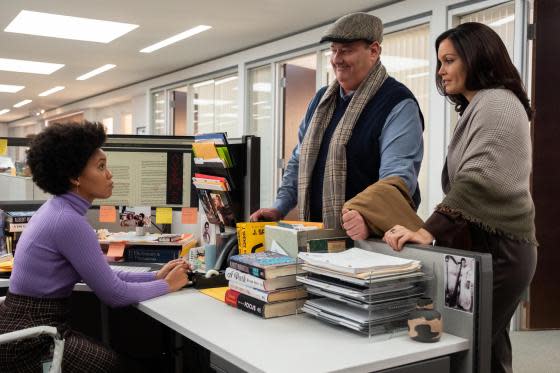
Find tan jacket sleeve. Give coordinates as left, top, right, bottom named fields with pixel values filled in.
left=343, top=176, right=423, bottom=237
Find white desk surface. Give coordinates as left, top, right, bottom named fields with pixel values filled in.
left=138, top=289, right=469, bottom=373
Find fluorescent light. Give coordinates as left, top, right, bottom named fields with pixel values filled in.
left=215, top=76, right=237, bottom=85
left=76, top=64, right=116, bottom=80
left=5, top=10, right=138, bottom=43
left=0, top=109, right=10, bottom=116
left=140, top=25, right=211, bottom=53
left=0, top=84, right=24, bottom=93
left=488, top=15, right=515, bottom=27
left=13, top=99, right=32, bottom=108
left=0, top=57, right=64, bottom=75
left=38, top=86, right=65, bottom=96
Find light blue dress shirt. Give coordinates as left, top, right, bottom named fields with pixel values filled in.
left=273, top=90, right=423, bottom=217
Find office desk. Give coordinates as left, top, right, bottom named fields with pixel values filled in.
left=137, top=289, right=469, bottom=373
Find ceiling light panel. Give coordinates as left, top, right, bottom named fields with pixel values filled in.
left=140, top=25, right=211, bottom=53
left=13, top=99, right=32, bottom=108
left=0, top=109, right=10, bottom=116
left=0, top=84, right=25, bottom=93
left=38, top=86, right=65, bottom=96
left=76, top=64, right=116, bottom=80
left=4, top=10, right=139, bottom=43
left=0, top=57, right=64, bottom=75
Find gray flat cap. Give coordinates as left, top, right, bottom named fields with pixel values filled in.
left=320, top=12, right=383, bottom=44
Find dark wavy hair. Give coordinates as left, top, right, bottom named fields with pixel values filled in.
left=26, top=121, right=106, bottom=195
left=435, top=22, right=532, bottom=119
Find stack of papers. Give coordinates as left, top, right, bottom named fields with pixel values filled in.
left=297, top=248, right=428, bottom=336
left=298, top=248, right=421, bottom=277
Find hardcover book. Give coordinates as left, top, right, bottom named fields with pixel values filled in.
left=224, top=289, right=305, bottom=318
left=227, top=280, right=307, bottom=303
left=229, top=251, right=303, bottom=279
left=224, top=267, right=299, bottom=291
left=124, top=247, right=181, bottom=262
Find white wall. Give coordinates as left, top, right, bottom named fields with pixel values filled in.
left=0, top=125, right=7, bottom=137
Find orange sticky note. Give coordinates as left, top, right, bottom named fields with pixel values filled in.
left=107, top=242, right=126, bottom=257
left=156, top=207, right=173, bottom=224
left=182, top=208, right=198, bottom=224
left=99, top=206, right=116, bottom=223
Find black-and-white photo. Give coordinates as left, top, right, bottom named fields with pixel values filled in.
left=444, top=255, right=475, bottom=313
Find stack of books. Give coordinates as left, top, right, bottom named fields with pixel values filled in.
left=297, top=248, right=430, bottom=336
left=224, top=251, right=307, bottom=319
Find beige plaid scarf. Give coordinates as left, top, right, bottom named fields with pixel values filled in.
left=298, top=60, right=388, bottom=228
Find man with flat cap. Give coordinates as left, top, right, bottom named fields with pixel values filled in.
left=250, top=12, right=424, bottom=239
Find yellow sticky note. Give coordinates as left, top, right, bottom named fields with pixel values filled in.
left=0, top=139, right=7, bottom=156
left=107, top=242, right=126, bottom=257
left=99, top=206, right=116, bottom=223
left=199, top=287, right=228, bottom=303
left=182, top=208, right=198, bottom=224
left=156, top=207, right=173, bottom=224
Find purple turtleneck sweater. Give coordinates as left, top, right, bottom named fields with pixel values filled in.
left=9, top=193, right=169, bottom=307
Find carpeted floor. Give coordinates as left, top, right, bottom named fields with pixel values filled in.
left=511, top=330, right=560, bottom=373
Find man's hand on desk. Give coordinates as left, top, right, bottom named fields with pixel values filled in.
left=341, top=208, right=370, bottom=240
left=156, top=259, right=192, bottom=291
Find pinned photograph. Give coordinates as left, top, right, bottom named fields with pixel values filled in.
left=443, top=255, right=475, bottom=313
left=199, top=212, right=216, bottom=245
left=119, top=206, right=151, bottom=227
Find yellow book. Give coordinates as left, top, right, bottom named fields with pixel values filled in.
left=237, top=221, right=277, bottom=254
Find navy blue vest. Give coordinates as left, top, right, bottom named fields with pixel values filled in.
left=308, top=77, right=422, bottom=221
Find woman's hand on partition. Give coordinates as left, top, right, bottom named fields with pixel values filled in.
left=383, top=225, right=434, bottom=251
left=341, top=208, right=370, bottom=241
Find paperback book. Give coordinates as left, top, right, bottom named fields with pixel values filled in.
left=224, top=267, right=299, bottom=291
left=227, top=280, right=307, bottom=303
left=229, top=251, right=303, bottom=280
left=224, top=289, right=305, bottom=318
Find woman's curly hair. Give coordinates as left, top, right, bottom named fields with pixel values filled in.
left=26, top=121, right=106, bottom=195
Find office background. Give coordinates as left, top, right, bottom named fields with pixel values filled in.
left=1, top=0, right=559, bottom=366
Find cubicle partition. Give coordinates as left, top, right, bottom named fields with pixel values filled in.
left=357, top=240, right=492, bottom=373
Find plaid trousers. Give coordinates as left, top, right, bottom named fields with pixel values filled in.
left=0, top=292, right=123, bottom=372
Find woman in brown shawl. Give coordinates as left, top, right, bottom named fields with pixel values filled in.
left=383, top=23, right=537, bottom=373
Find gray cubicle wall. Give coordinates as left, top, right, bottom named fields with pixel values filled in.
left=357, top=240, right=492, bottom=373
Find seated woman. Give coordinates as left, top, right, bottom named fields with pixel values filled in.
left=0, top=121, right=190, bottom=372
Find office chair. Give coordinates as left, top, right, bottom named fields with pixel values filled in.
left=0, top=296, right=65, bottom=373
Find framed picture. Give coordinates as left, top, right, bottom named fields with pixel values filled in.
left=443, top=254, right=476, bottom=313
left=136, top=126, right=147, bottom=135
